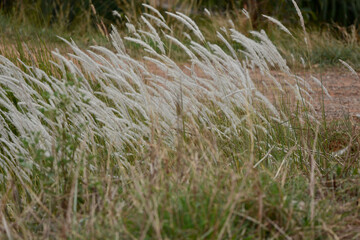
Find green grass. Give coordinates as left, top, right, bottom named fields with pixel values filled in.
left=273, top=27, right=360, bottom=70
left=3, top=112, right=360, bottom=239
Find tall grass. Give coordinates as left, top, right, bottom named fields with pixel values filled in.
left=0, top=4, right=359, bottom=239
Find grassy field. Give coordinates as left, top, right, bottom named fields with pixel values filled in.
left=0, top=3, right=360, bottom=240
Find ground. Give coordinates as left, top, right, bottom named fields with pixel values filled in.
left=268, top=68, right=360, bottom=120
left=311, top=69, right=360, bottom=120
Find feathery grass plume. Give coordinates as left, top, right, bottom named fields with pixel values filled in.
left=217, top=32, right=238, bottom=59
left=126, top=22, right=137, bottom=34
left=250, top=30, right=290, bottom=73
left=262, top=15, right=293, bottom=37
left=166, top=12, right=205, bottom=42
left=142, top=3, right=166, bottom=22
left=339, top=59, right=359, bottom=79
left=204, top=8, right=211, bottom=16
left=183, top=32, right=192, bottom=41
left=230, top=30, right=267, bottom=74
left=241, top=8, right=250, bottom=19
left=112, top=10, right=122, bottom=19
left=143, top=13, right=172, bottom=31
left=110, top=25, right=126, bottom=54
left=300, top=57, right=306, bottom=67
left=311, top=76, right=332, bottom=99
left=291, top=0, right=309, bottom=47
left=140, top=15, right=166, bottom=54
left=124, top=37, right=158, bottom=55
left=228, top=19, right=235, bottom=28
left=165, top=34, right=195, bottom=58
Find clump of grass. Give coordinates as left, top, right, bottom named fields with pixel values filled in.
left=0, top=5, right=360, bottom=239
left=273, top=26, right=360, bottom=70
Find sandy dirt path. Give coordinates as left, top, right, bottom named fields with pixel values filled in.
left=292, top=69, right=359, bottom=120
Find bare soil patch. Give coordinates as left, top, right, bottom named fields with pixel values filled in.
left=298, top=69, right=360, bottom=120
left=250, top=68, right=360, bottom=120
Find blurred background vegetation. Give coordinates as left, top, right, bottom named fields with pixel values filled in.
left=0, top=0, right=359, bottom=69
left=0, top=0, right=359, bottom=32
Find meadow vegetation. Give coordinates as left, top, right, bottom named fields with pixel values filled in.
left=0, top=1, right=360, bottom=239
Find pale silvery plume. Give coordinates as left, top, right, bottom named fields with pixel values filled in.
left=166, top=12, right=205, bottom=42
left=204, top=8, right=211, bottom=16
left=311, top=76, right=332, bottom=99
left=241, top=9, right=250, bottom=19
left=339, top=59, right=359, bottom=79
left=291, top=0, right=309, bottom=47
left=262, top=15, right=293, bottom=37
